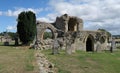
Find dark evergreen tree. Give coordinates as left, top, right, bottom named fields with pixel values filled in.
left=17, top=11, right=36, bottom=45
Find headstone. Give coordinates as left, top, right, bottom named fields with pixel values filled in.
left=96, top=41, right=101, bottom=52
left=52, top=39, right=60, bottom=54
left=71, top=43, right=76, bottom=53
left=110, top=38, right=116, bottom=53
left=4, top=41, right=9, bottom=46
left=65, top=35, right=72, bottom=55
left=15, top=37, right=19, bottom=46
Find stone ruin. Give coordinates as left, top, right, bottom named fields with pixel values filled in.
left=35, top=14, right=108, bottom=54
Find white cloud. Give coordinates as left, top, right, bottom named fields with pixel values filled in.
left=37, top=17, right=54, bottom=23
left=5, top=7, right=43, bottom=17
left=0, top=11, right=2, bottom=15
left=37, top=13, right=58, bottom=23
left=47, top=0, right=120, bottom=35
left=6, top=25, right=16, bottom=32
left=1, top=0, right=119, bottom=35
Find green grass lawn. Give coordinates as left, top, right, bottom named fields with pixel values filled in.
left=42, top=49, right=120, bottom=73
left=0, top=41, right=120, bottom=73
left=0, top=43, right=39, bottom=73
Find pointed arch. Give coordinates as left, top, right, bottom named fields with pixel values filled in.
left=86, top=34, right=94, bottom=52
left=36, top=22, right=57, bottom=42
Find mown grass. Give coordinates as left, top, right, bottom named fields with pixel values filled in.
left=0, top=42, right=39, bottom=73
left=42, top=49, right=120, bottom=73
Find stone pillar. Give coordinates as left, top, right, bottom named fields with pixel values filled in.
left=110, top=38, right=116, bottom=52
left=77, top=23, right=79, bottom=31
left=71, top=43, right=76, bottom=53
left=77, top=22, right=83, bottom=31
left=62, top=14, right=69, bottom=32
left=66, top=40, right=76, bottom=54
left=64, top=21, right=68, bottom=32
left=65, top=35, right=72, bottom=55
left=66, top=45, right=72, bottom=54
left=52, top=39, right=59, bottom=54
left=96, top=41, right=101, bottom=52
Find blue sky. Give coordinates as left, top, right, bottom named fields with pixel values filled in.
left=0, top=0, right=120, bottom=35
left=0, top=0, right=49, bottom=32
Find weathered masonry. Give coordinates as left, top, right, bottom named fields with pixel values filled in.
left=36, top=14, right=108, bottom=52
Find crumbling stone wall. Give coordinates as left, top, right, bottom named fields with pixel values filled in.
left=36, top=21, right=58, bottom=42
left=36, top=14, right=108, bottom=53
left=52, top=14, right=83, bottom=37
left=75, top=30, right=107, bottom=52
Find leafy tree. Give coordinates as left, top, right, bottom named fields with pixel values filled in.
left=0, top=31, right=16, bottom=37
left=43, top=32, right=52, bottom=39
left=98, top=29, right=111, bottom=41
left=0, top=32, right=4, bottom=36
left=98, top=29, right=111, bottom=37
left=17, top=11, right=36, bottom=45
left=7, top=32, right=17, bottom=40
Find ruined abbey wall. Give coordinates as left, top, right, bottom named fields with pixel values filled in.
left=36, top=14, right=108, bottom=52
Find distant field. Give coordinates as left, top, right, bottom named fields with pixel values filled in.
left=0, top=43, right=39, bottom=73
left=42, top=49, right=120, bottom=73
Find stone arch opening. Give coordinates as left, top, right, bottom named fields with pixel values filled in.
left=42, top=28, right=55, bottom=40
left=86, top=35, right=94, bottom=52
left=43, top=28, right=53, bottom=40
left=36, top=22, right=58, bottom=45
left=68, top=18, right=77, bottom=31
left=100, top=36, right=106, bottom=44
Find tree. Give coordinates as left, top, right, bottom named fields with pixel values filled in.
left=7, top=32, right=16, bottom=40
left=98, top=29, right=111, bottom=42
left=43, top=32, right=52, bottom=39
left=17, top=11, right=36, bottom=45
left=98, top=29, right=111, bottom=37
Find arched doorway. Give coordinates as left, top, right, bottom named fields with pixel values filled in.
left=86, top=35, right=94, bottom=52
left=68, top=18, right=77, bottom=31
left=40, top=28, right=55, bottom=46
left=36, top=22, right=57, bottom=42
left=43, top=28, right=53, bottom=40
left=41, top=28, right=54, bottom=46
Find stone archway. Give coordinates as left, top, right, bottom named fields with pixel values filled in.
left=86, top=35, right=94, bottom=52
left=36, top=21, right=58, bottom=43
left=68, top=17, right=83, bottom=32
left=42, top=28, right=54, bottom=40
left=68, top=18, right=77, bottom=31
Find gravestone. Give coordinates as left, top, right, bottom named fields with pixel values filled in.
left=4, top=41, right=9, bottom=46
left=110, top=38, right=116, bottom=53
left=15, top=37, right=19, bottom=46
left=52, top=38, right=60, bottom=54
left=4, top=32, right=9, bottom=46
left=96, top=41, right=101, bottom=52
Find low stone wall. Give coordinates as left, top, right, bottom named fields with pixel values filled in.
left=36, top=51, right=55, bottom=73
